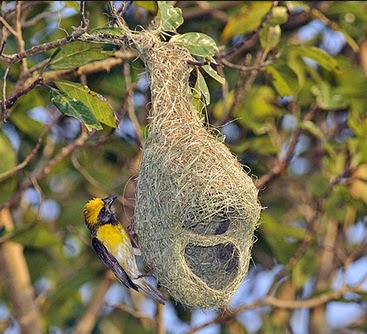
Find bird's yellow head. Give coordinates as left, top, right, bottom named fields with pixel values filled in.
left=83, top=196, right=117, bottom=230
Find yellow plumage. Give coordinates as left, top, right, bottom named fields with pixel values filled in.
left=83, top=196, right=166, bottom=305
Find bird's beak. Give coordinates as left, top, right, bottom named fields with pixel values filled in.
left=103, top=195, right=117, bottom=209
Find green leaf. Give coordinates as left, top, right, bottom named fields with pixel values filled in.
left=290, top=46, right=340, bottom=72
left=259, top=212, right=305, bottom=264
left=259, top=24, right=281, bottom=51
left=157, top=1, right=183, bottom=32
left=54, top=80, right=117, bottom=128
left=134, top=1, right=157, bottom=12
left=222, top=2, right=272, bottom=41
left=64, top=1, right=80, bottom=11
left=202, top=65, right=225, bottom=85
left=51, top=89, right=102, bottom=131
left=0, top=131, right=17, bottom=205
left=292, top=251, right=317, bottom=288
left=170, top=32, right=218, bottom=58
left=196, top=70, right=210, bottom=106
left=50, top=41, right=116, bottom=70
left=266, top=63, right=298, bottom=97
left=234, top=85, right=283, bottom=134
left=268, top=6, right=289, bottom=26
left=311, top=81, right=349, bottom=111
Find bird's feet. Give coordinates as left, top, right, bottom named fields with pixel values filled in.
left=136, top=260, right=156, bottom=279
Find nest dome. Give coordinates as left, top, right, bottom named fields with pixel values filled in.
left=132, top=31, right=262, bottom=308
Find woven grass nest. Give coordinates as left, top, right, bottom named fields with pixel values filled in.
left=131, top=30, right=262, bottom=309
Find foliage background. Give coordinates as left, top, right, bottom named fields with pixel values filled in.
left=1, top=1, right=367, bottom=333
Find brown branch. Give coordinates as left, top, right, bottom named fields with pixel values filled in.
left=0, top=26, right=87, bottom=64
left=156, top=303, right=165, bottom=334
left=73, top=271, right=115, bottom=334
left=0, top=208, right=43, bottom=334
left=15, top=1, right=27, bottom=72
left=257, top=105, right=317, bottom=190
left=1, top=51, right=134, bottom=122
left=185, top=283, right=363, bottom=334
left=0, top=16, right=17, bottom=36
left=0, top=126, right=49, bottom=181
left=107, top=303, right=155, bottom=322
left=220, top=54, right=280, bottom=72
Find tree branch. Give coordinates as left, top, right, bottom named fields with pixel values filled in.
left=257, top=104, right=317, bottom=190
left=73, top=271, right=114, bottom=334
left=0, top=208, right=43, bottom=334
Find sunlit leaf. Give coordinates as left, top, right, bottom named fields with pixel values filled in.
left=202, top=65, right=225, bottom=85
left=290, top=46, right=340, bottom=72
left=54, top=80, right=117, bottom=128
left=259, top=24, right=281, bottom=51
left=64, top=1, right=79, bottom=11
left=157, top=1, right=183, bottom=32
left=134, top=1, right=157, bottom=12
left=196, top=70, right=210, bottom=106
left=51, top=89, right=102, bottom=131
left=170, top=32, right=218, bottom=58
left=268, top=6, right=289, bottom=26
left=50, top=41, right=116, bottom=70
left=292, top=251, right=317, bottom=288
left=310, top=81, right=349, bottom=111
left=266, top=63, right=298, bottom=97
left=221, top=2, right=272, bottom=41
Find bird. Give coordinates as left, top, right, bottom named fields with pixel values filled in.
left=83, top=195, right=166, bottom=305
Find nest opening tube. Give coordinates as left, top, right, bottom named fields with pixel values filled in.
left=130, top=30, right=262, bottom=309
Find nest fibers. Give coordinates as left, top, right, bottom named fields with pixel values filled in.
left=131, top=30, right=262, bottom=309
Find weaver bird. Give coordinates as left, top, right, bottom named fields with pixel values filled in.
left=83, top=195, right=166, bottom=305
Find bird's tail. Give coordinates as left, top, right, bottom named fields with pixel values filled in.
left=135, top=278, right=166, bottom=305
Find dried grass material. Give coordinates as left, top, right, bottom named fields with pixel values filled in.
left=132, top=31, right=261, bottom=309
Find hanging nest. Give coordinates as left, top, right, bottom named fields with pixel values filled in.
left=130, top=30, right=262, bottom=309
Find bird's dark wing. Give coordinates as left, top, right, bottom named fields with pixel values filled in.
left=92, top=237, right=139, bottom=291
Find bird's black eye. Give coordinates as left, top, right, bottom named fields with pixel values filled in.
left=100, top=207, right=105, bottom=215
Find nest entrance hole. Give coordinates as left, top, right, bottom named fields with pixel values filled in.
left=184, top=243, right=239, bottom=290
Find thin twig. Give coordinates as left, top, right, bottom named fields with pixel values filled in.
left=0, top=16, right=17, bottom=36
left=257, top=105, right=317, bottom=190
left=1, top=76, right=43, bottom=118
left=0, top=25, right=87, bottom=64
left=107, top=303, right=154, bottom=322
left=79, top=0, right=88, bottom=29
left=0, top=126, right=49, bottom=181
left=1, top=129, right=90, bottom=210
left=1, top=66, right=10, bottom=121
left=15, top=1, right=27, bottom=72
